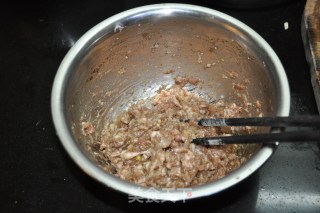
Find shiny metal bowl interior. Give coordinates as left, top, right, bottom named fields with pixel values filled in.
left=51, top=4, right=290, bottom=201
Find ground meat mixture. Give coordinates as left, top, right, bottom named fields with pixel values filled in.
left=100, top=78, right=251, bottom=188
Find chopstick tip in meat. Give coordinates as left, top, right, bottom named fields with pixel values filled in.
left=198, top=118, right=227, bottom=126
left=192, top=138, right=225, bottom=146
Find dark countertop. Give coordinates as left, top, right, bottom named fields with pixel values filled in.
left=1, top=0, right=320, bottom=212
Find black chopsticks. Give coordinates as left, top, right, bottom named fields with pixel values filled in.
left=198, top=116, right=320, bottom=127
left=192, top=131, right=320, bottom=145
left=192, top=116, right=320, bottom=146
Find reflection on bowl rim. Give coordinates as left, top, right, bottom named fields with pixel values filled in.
left=51, top=3, right=290, bottom=201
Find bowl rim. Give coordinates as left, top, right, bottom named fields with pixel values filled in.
left=51, top=3, right=290, bottom=201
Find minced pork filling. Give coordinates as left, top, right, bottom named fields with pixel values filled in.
left=100, top=78, right=251, bottom=188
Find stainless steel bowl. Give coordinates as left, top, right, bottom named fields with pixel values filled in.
left=51, top=4, right=290, bottom=201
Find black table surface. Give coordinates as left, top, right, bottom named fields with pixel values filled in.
left=1, top=0, right=320, bottom=212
